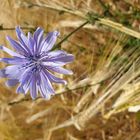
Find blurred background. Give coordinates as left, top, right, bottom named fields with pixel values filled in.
left=0, top=0, right=140, bottom=140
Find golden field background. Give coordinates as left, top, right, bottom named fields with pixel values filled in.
left=0, top=0, right=140, bottom=140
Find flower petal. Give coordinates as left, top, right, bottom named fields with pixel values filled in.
left=39, top=86, right=50, bottom=99
left=0, top=69, right=7, bottom=78
left=48, top=54, right=74, bottom=63
left=47, top=50, right=66, bottom=57
left=6, top=79, right=19, bottom=87
left=42, top=61, right=65, bottom=67
left=43, top=69, right=67, bottom=85
left=41, top=31, right=59, bottom=52
left=40, top=50, right=66, bottom=60
left=38, top=71, right=55, bottom=99
left=28, top=32, right=35, bottom=54
left=17, top=71, right=32, bottom=94
left=4, top=65, right=23, bottom=79
left=16, top=85, right=25, bottom=93
left=6, top=36, right=28, bottom=55
left=33, top=27, right=44, bottom=53
left=0, top=46, right=23, bottom=57
left=0, top=57, right=27, bottom=64
left=15, top=26, right=32, bottom=54
left=41, top=51, right=74, bottom=66
left=47, top=66, right=73, bottom=75
left=30, top=74, right=38, bottom=99
left=16, top=26, right=28, bottom=46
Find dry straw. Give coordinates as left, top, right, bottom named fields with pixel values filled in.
left=1, top=0, right=140, bottom=139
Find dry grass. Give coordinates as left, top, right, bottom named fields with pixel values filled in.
left=0, top=0, right=140, bottom=140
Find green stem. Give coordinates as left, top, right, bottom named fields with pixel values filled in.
left=55, top=21, right=89, bottom=47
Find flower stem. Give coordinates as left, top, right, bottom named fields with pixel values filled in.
left=55, top=21, right=89, bottom=48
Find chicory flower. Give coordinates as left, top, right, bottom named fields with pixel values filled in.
left=0, top=27, right=74, bottom=99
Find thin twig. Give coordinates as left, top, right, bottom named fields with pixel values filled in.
left=55, top=21, right=89, bottom=47
left=0, top=26, right=35, bottom=31
left=8, top=78, right=108, bottom=106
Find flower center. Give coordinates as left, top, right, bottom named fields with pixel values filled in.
left=21, top=55, right=43, bottom=73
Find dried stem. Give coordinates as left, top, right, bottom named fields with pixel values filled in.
left=29, top=1, right=140, bottom=39
left=8, top=79, right=107, bottom=106
left=0, top=26, right=35, bottom=31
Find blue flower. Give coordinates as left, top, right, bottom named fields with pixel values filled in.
left=0, top=27, right=74, bottom=99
